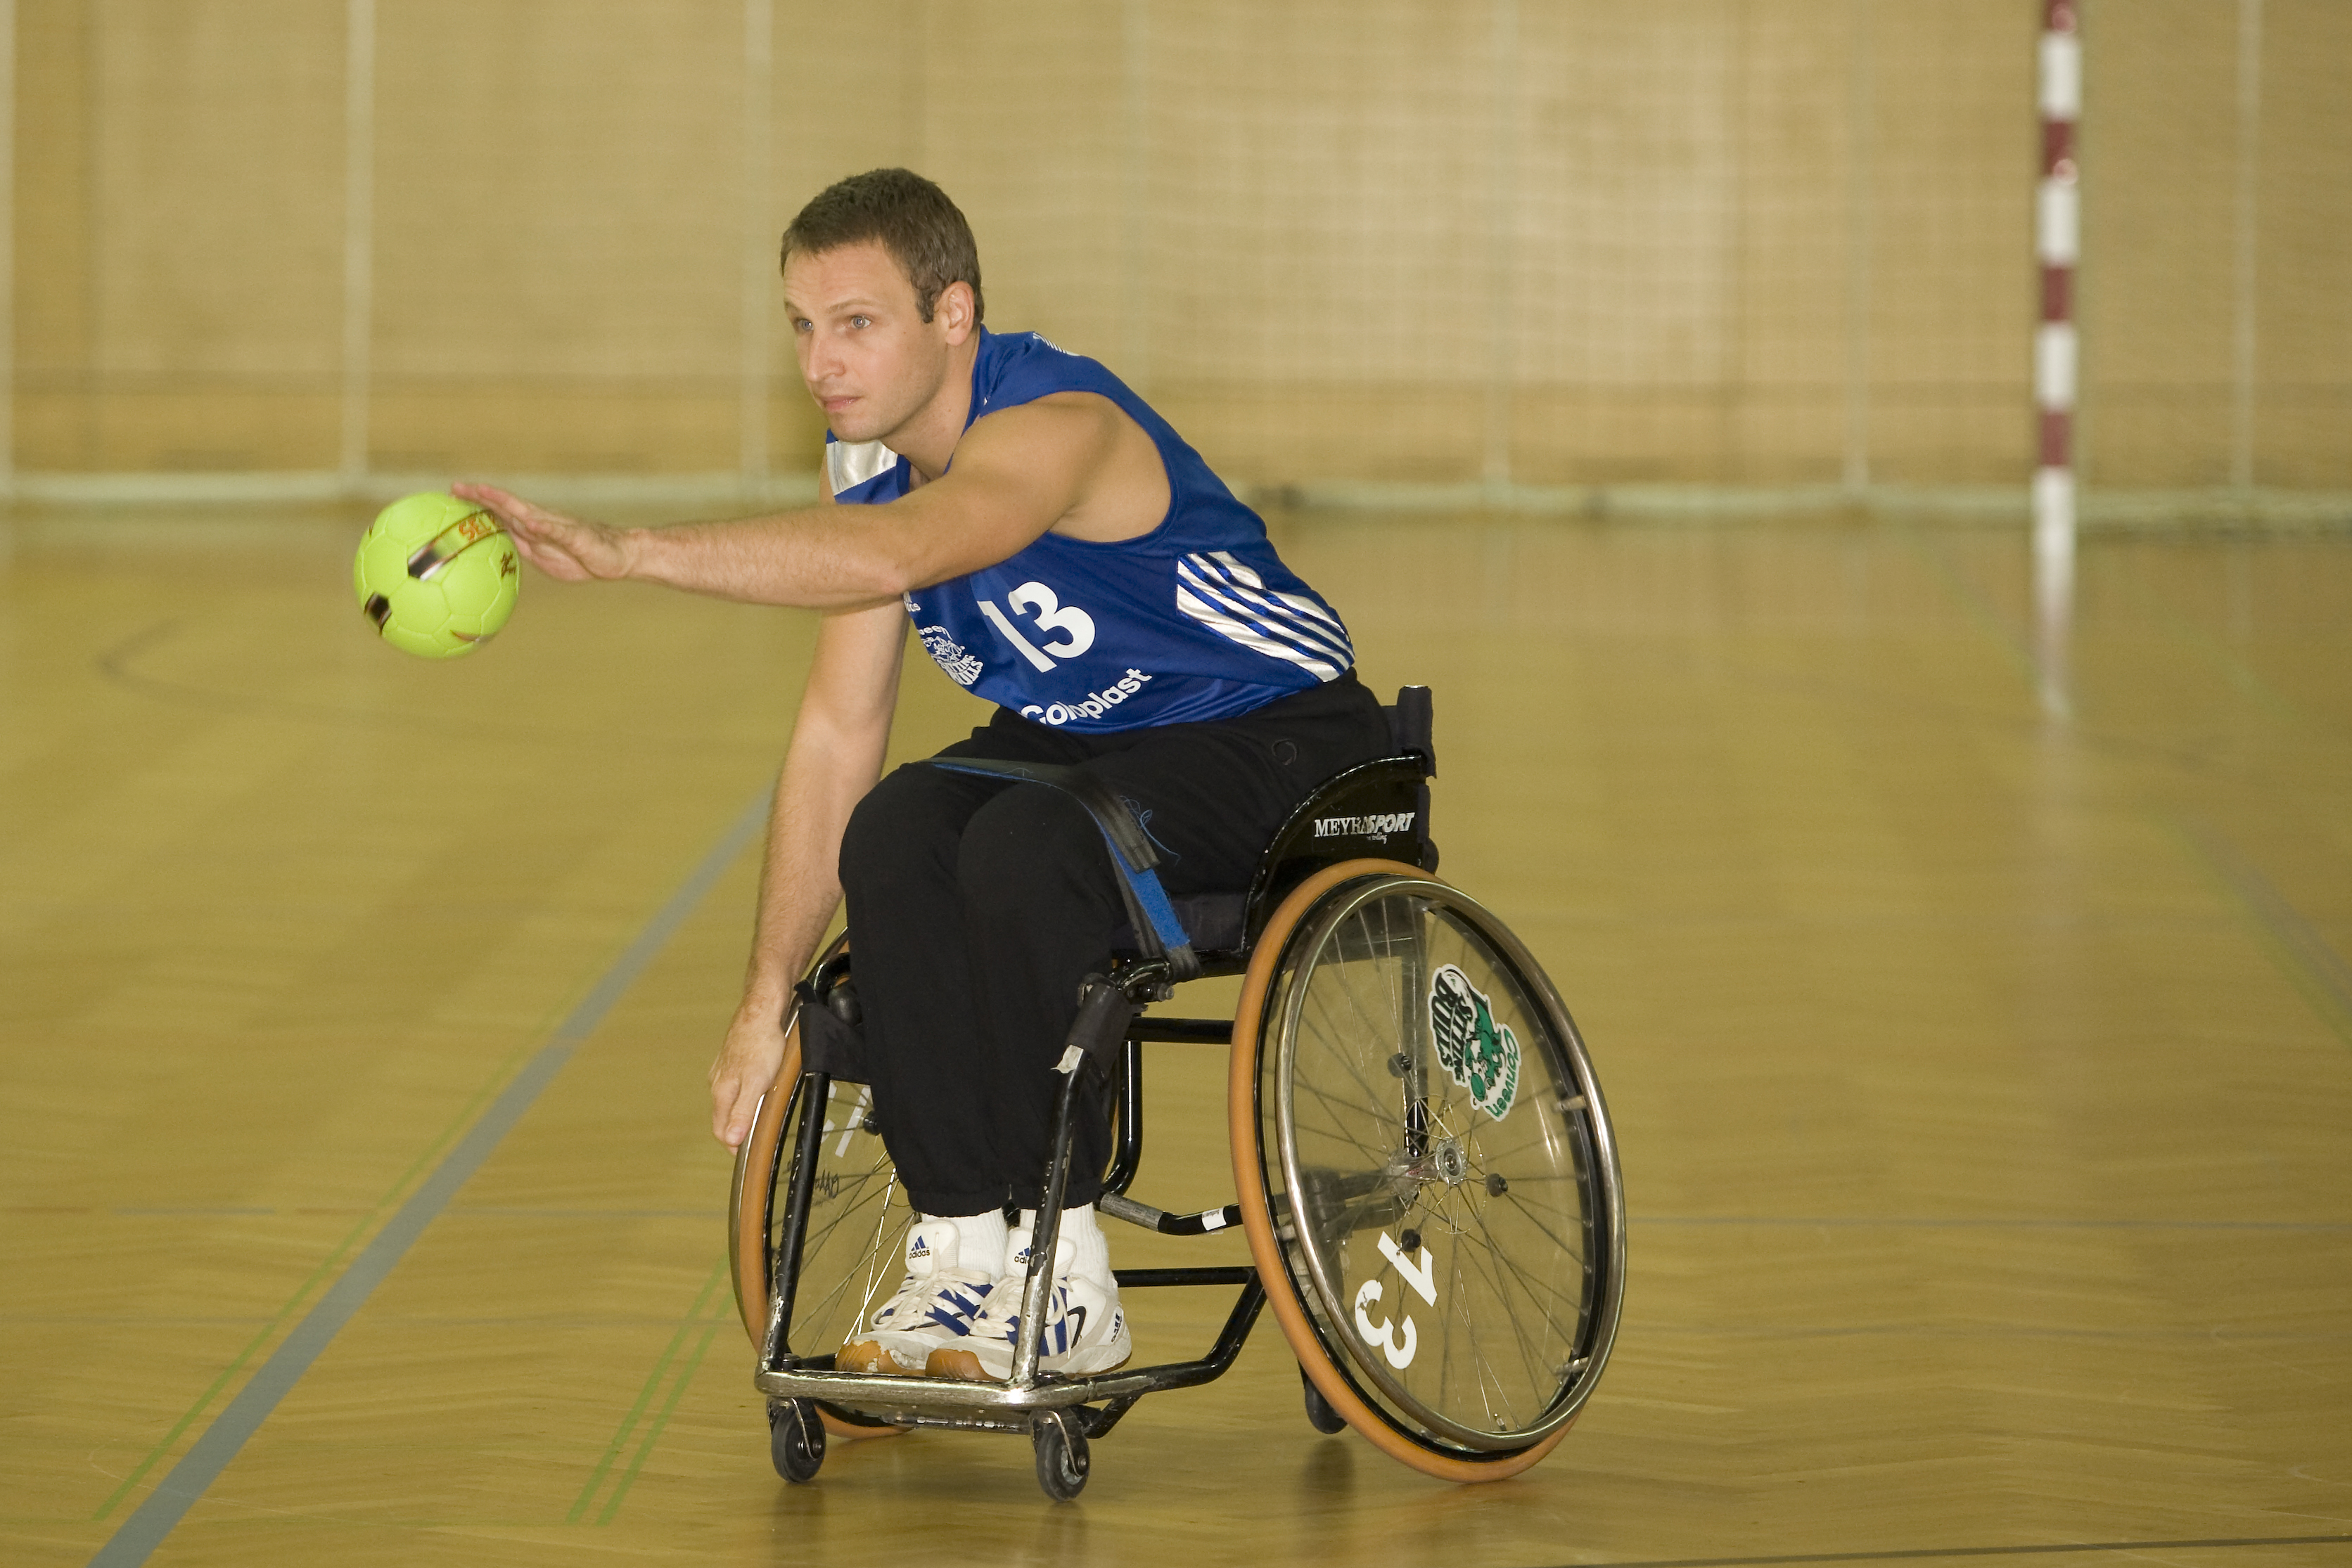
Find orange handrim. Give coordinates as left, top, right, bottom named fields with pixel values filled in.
left=730, top=1019, right=802, bottom=1347
left=1226, top=859, right=1572, bottom=1484
left=724, top=948, right=906, bottom=1443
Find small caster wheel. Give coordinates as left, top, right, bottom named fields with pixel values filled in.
left=1031, top=1409, right=1090, bottom=1502
left=1300, top=1366, right=1347, bottom=1434
left=769, top=1399, right=826, bottom=1484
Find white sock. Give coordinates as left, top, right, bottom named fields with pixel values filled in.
left=1059, top=1202, right=1112, bottom=1287
left=944, top=1209, right=1008, bottom=1278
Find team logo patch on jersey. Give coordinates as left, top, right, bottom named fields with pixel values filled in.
left=1428, top=964, right=1521, bottom=1121
left=919, top=624, right=985, bottom=687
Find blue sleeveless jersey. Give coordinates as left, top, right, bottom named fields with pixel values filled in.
left=825, top=329, right=1354, bottom=732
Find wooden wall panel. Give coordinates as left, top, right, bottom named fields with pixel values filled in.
left=2080, top=0, right=2239, bottom=489
left=5, top=0, right=2346, bottom=493
left=369, top=0, right=741, bottom=472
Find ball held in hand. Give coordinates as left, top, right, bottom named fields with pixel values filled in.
left=353, top=492, right=520, bottom=659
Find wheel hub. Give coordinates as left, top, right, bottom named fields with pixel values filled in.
left=1431, top=1137, right=1470, bottom=1185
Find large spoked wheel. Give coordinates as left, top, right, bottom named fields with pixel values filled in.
left=1230, top=860, right=1626, bottom=1482
left=729, top=936, right=910, bottom=1443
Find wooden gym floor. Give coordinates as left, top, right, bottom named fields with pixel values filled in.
left=1, top=507, right=2347, bottom=1567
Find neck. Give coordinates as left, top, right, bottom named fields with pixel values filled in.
left=890, top=330, right=984, bottom=483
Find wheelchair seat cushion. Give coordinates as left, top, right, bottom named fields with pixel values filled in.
left=1111, top=891, right=1248, bottom=958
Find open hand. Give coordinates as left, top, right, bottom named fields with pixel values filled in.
left=453, top=482, right=635, bottom=583
left=710, top=1002, right=792, bottom=1150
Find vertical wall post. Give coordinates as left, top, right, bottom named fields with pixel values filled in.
left=2228, top=0, right=2262, bottom=494
left=1, top=0, right=20, bottom=495
left=0, top=0, right=15, bottom=496
left=340, top=0, right=375, bottom=492
left=741, top=0, right=772, bottom=497
left=1119, top=0, right=1151, bottom=392
left=1481, top=0, right=1517, bottom=500
left=2033, top=0, right=2080, bottom=719
left=1842, top=0, right=1873, bottom=496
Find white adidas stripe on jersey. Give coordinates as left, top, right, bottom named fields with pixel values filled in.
left=1180, top=558, right=1355, bottom=664
left=1175, top=558, right=1354, bottom=671
left=1203, top=551, right=1352, bottom=637
left=1175, top=573, right=1349, bottom=673
left=1175, top=582, right=1343, bottom=681
left=1185, top=552, right=1355, bottom=657
left=1174, top=577, right=1348, bottom=678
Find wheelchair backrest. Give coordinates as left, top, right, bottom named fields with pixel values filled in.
left=1238, top=686, right=1438, bottom=946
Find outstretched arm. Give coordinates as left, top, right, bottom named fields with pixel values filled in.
left=454, top=394, right=1126, bottom=609
left=708, top=596, right=908, bottom=1149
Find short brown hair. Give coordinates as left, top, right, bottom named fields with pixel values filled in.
left=780, top=168, right=984, bottom=324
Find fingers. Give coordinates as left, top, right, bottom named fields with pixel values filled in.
left=452, top=482, right=562, bottom=541
left=711, top=1015, right=788, bottom=1149
left=716, top=1076, right=765, bottom=1150
left=452, top=482, right=534, bottom=532
left=453, top=482, right=603, bottom=582
left=712, top=1076, right=741, bottom=1148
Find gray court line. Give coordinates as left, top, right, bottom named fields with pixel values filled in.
left=2177, top=814, right=2352, bottom=1048
left=1534, top=1530, right=2352, bottom=1567
left=87, top=789, right=769, bottom=1568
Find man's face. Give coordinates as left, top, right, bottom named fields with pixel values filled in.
left=784, top=240, right=966, bottom=446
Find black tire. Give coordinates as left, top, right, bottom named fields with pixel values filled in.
left=1031, top=1410, right=1090, bottom=1502
left=1230, top=861, right=1626, bottom=1482
left=1301, top=1365, right=1347, bottom=1434
left=769, top=1399, right=826, bottom=1484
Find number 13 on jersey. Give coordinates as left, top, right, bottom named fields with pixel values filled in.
left=978, top=581, right=1097, bottom=671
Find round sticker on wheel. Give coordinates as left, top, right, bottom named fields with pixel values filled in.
left=1428, top=963, right=1521, bottom=1120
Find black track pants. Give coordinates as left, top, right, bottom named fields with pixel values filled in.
left=837, top=671, right=1391, bottom=1216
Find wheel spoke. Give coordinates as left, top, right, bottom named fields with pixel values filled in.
left=1260, top=874, right=1619, bottom=1455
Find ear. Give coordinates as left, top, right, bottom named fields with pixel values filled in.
left=935, top=281, right=978, bottom=345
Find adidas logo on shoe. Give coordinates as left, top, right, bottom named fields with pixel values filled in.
left=926, top=1233, right=1131, bottom=1382
left=837, top=1218, right=1001, bottom=1377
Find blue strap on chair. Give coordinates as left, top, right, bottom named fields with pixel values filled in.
left=923, top=757, right=1201, bottom=982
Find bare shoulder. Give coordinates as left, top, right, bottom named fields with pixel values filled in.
left=960, top=392, right=1169, bottom=543
left=961, top=391, right=1125, bottom=458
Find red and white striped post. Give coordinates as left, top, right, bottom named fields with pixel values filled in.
left=2031, top=0, right=2080, bottom=716
left=2034, top=0, right=2081, bottom=589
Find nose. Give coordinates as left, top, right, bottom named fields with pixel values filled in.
left=798, top=335, right=828, bottom=385
left=803, top=330, right=845, bottom=387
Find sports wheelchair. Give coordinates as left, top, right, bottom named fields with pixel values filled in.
left=727, top=688, right=1625, bottom=1500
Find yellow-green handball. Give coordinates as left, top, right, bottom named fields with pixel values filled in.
left=352, top=492, right=520, bottom=659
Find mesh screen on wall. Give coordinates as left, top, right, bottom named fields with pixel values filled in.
left=7, top=0, right=2346, bottom=497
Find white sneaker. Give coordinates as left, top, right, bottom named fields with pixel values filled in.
left=837, top=1218, right=999, bottom=1375
left=926, top=1230, right=1130, bottom=1381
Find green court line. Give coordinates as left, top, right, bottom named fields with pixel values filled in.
left=1891, top=528, right=2052, bottom=704
left=85, top=791, right=770, bottom=1568
left=2111, top=558, right=2330, bottom=732
left=567, top=1257, right=729, bottom=1524
left=597, top=1301, right=731, bottom=1525
left=2173, top=815, right=2352, bottom=1050
left=2156, top=610, right=2310, bottom=725
left=90, top=823, right=757, bottom=1524
left=91, top=1033, right=539, bottom=1523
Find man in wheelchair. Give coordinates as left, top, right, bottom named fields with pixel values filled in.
left=460, top=168, right=1390, bottom=1381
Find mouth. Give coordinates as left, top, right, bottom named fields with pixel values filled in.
left=819, top=394, right=859, bottom=416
